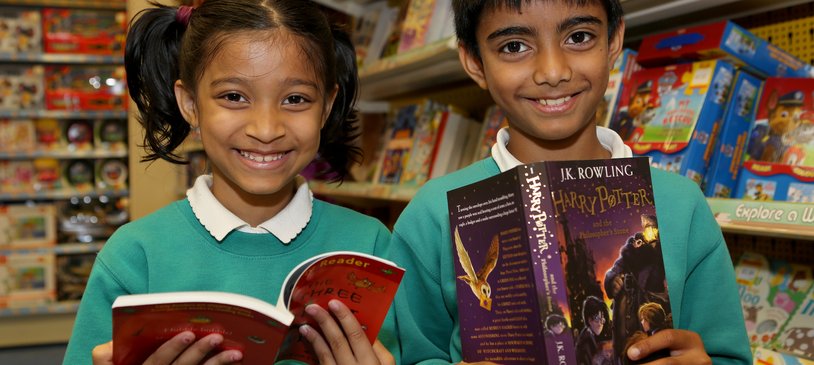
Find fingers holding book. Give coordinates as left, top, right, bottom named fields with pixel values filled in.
left=300, top=299, right=395, bottom=365
left=93, top=332, right=243, bottom=365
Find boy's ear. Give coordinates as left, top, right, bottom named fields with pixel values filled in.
left=608, top=21, right=626, bottom=68
left=458, top=43, right=488, bottom=90
left=174, top=80, right=198, bottom=128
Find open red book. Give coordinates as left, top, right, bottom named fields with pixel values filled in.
left=112, top=251, right=404, bottom=365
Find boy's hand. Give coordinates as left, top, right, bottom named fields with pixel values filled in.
left=301, top=300, right=394, bottom=365
left=91, top=332, right=243, bottom=365
left=627, top=329, right=712, bottom=365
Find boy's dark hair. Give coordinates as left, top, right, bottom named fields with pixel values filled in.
left=452, top=0, right=624, bottom=59
left=582, top=295, right=608, bottom=322
left=545, top=313, right=567, bottom=329
left=125, top=0, right=360, bottom=181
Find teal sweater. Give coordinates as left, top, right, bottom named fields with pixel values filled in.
left=389, top=158, right=751, bottom=365
left=63, top=198, right=396, bottom=364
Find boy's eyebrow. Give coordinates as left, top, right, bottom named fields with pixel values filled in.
left=558, top=15, right=603, bottom=33
left=486, top=26, right=535, bottom=41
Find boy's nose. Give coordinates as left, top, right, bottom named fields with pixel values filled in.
left=533, top=48, right=572, bottom=86
left=245, top=108, right=286, bottom=143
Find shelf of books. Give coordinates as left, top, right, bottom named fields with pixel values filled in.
left=0, top=0, right=125, bottom=10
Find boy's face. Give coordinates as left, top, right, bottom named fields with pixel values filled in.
left=460, top=1, right=623, bottom=161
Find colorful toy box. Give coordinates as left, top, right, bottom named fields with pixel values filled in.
left=610, top=59, right=736, bottom=185
left=45, top=65, right=127, bottom=111
left=0, top=251, right=56, bottom=308
left=0, top=8, right=42, bottom=55
left=0, top=204, right=56, bottom=248
left=636, top=20, right=813, bottom=78
left=773, top=286, right=814, bottom=361
left=703, top=70, right=764, bottom=198
left=735, top=78, right=814, bottom=202
left=0, top=119, right=36, bottom=153
left=0, top=65, right=44, bottom=110
left=597, top=48, right=641, bottom=128
left=42, top=8, right=126, bottom=55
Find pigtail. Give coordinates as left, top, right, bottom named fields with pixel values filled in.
left=124, top=2, right=190, bottom=164
left=318, top=26, right=363, bottom=182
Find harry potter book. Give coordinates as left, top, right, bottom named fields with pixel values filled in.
left=447, top=157, right=671, bottom=365
left=112, top=251, right=404, bottom=365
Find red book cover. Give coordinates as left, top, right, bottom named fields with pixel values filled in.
left=112, top=251, right=404, bottom=365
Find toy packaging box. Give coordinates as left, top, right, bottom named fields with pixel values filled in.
left=42, top=8, right=126, bottom=55
left=94, top=119, right=127, bottom=152
left=0, top=251, right=56, bottom=309
left=735, top=251, right=814, bottom=350
left=34, top=118, right=63, bottom=151
left=62, top=120, right=94, bottom=152
left=610, top=59, right=736, bottom=185
left=0, top=160, right=34, bottom=195
left=597, top=48, right=641, bottom=128
left=703, top=70, right=764, bottom=198
left=772, top=286, right=814, bottom=361
left=735, top=78, right=814, bottom=202
left=0, top=8, right=42, bottom=55
left=754, top=347, right=814, bottom=365
left=0, top=65, right=44, bottom=110
left=0, top=204, right=56, bottom=248
left=636, top=20, right=813, bottom=79
left=95, top=158, right=128, bottom=191
left=45, top=65, right=127, bottom=111
left=0, top=119, right=37, bottom=153
left=62, top=159, right=95, bottom=192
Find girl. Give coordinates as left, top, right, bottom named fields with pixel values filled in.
left=62, top=1, right=397, bottom=364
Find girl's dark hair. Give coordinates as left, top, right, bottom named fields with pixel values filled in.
left=125, top=0, right=360, bottom=181
left=452, top=0, right=624, bottom=59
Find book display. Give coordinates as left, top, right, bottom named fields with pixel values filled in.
left=0, top=0, right=129, bottom=348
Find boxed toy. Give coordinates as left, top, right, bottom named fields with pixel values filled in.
left=0, top=251, right=56, bottom=308
left=94, top=119, right=127, bottom=152
left=42, top=8, right=126, bottom=55
left=62, top=159, right=95, bottom=192
left=0, top=8, right=42, bottom=54
left=0, top=65, right=44, bottom=110
left=34, top=118, right=63, bottom=150
left=735, top=78, right=814, bottom=202
left=45, top=65, right=127, bottom=111
left=63, top=120, right=94, bottom=152
left=610, top=59, right=736, bottom=184
left=703, top=70, right=763, bottom=198
left=95, top=158, right=128, bottom=190
left=0, top=204, right=56, bottom=248
left=0, top=160, right=34, bottom=195
left=773, top=286, right=814, bottom=361
left=32, top=157, right=61, bottom=192
left=735, top=251, right=813, bottom=349
left=636, top=20, right=813, bottom=79
left=0, top=119, right=36, bottom=153
left=597, top=48, right=641, bottom=128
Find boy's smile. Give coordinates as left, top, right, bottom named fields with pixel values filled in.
left=460, top=1, right=623, bottom=162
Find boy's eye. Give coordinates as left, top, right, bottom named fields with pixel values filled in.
left=566, top=31, right=594, bottom=45
left=500, top=41, right=529, bottom=54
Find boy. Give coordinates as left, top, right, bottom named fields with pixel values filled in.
left=388, top=1, right=752, bottom=364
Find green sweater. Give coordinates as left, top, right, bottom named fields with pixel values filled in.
left=63, top=198, right=396, bottom=364
left=389, top=157, right=751, bottom=365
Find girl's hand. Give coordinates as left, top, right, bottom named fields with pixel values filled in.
left=627, top=329, right=712, bottom=365
left=300, top=299, right=395, bottom=365
left=91, top=332, right=243, bottom=365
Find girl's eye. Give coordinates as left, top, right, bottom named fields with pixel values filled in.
left=500, top=41, right=529, bottom=54
left=283, top=95, right=308, bottom=105
left=566, top=31, right=594, bottom=45
left=223, top=92, right=246, bottom=103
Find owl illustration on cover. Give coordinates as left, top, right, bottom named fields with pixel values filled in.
left=454, top=227, right=499, bottom=311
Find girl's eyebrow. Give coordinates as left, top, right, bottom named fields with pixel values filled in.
left=210, top=77, right=319, bottom=89
left=558, top=15, right=603, bottom=33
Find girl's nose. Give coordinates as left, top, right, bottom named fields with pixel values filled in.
left=245, top=107, right=286, bottom=143
left=533, top=47, right=573, bottom=86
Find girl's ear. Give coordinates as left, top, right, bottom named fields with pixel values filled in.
left=459, top=44, right=488, bottom=90
left=174, top=80, right=198, bottom=128
left=322, top=84, right=339, bottom=128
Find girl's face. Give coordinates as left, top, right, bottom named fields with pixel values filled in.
left=176, top=30, right=335, bottom=221
left=460, top=1, right=624, bottom=162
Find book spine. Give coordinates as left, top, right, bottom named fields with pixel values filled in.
left=518, top=163, right=577, bottom=365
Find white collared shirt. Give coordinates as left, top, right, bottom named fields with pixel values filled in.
left=491, top=126, right=633, bottom=172
left=187, top=174, right=313, bottom=243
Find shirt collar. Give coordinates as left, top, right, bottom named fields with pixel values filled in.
left=187, top=174, right=313, bottom=243
left=492, top=126, right=633, bottom=172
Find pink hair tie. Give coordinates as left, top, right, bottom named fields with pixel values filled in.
left=176, top=5, right=194, bottom=26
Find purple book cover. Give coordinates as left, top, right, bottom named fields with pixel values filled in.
left=448, top=164, right=573, bottom=364
left=543, top=157, right=671, bottom=365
